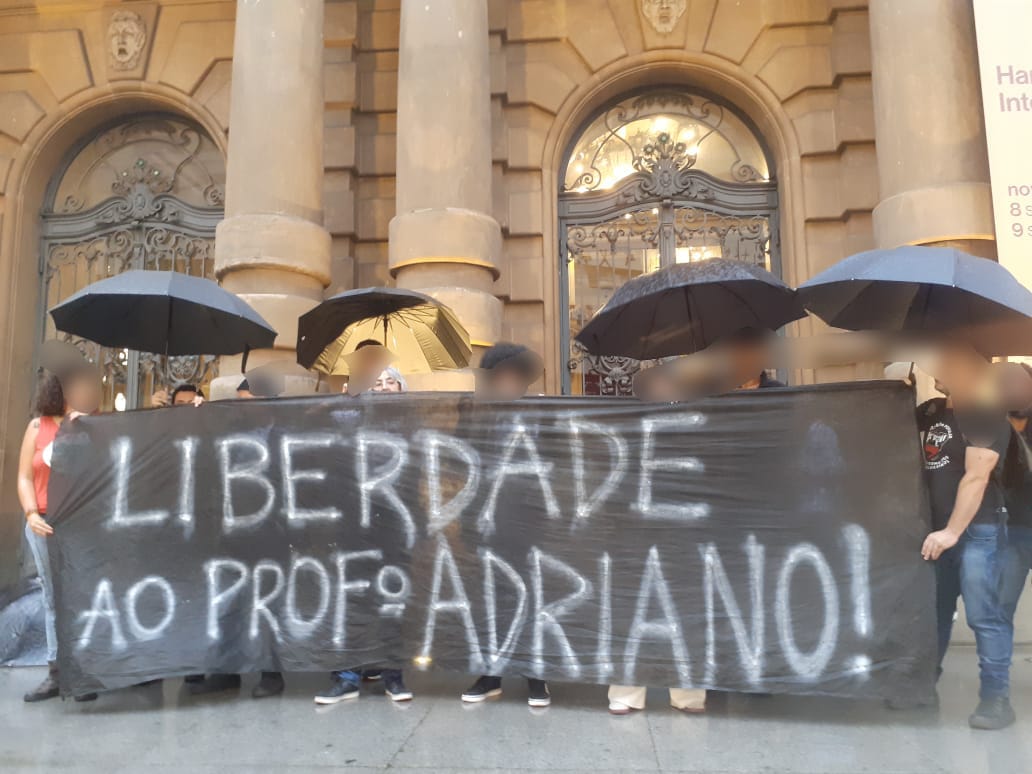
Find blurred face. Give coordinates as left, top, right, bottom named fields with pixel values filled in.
left=729, top=340, right=767, bottom=387
left=373, top=370, right=403, bottom=393
left=933, top=344, right=988, bottom=403
left=478, top=368, right=528, bottom=400
left=351, top=346, right=391, bottom=381
left=638, top=369, right=681, bottom=402
left=997, top=362, right=1032, bottom=414
left=63, top=371, right=102, bottom=414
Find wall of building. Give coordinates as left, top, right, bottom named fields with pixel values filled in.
left=488, top=0, right=879, bottom=390
left=0, top=0, right=239, bottom=586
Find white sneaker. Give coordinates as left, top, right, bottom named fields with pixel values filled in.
left=608, top=701, right=638, bottom=715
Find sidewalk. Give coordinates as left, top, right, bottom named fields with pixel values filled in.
left=2, top=647, right=1030, bottom=773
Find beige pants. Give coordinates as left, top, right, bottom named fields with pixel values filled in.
left=608, top=684, right=706, bottom=710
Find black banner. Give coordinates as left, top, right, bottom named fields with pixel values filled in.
left=49, top=381, right=937, bottom=702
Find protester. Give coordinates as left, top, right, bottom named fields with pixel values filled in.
left=461, top=342, right=551, bottom=708
left=608, top=362, right=707, bottom=715
left=996, top=363, right=1032, bottom=676
left=374, top=365, right=407, bottom=393
left=19, top=363, right=102, bottom=703
left=918, top=343, right=1016, bottom=730
left=315, top=342, right=413, bottom=704
left=342, top=339, right=395, bottom=396
left=190, top=371, right=285, bottom=699
left=721, top=326, right=784, bottom=391
left=151, top=383, right=205, bottom=407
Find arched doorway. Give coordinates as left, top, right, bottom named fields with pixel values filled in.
left=39, top=114, right=225, bottom=410
left=559, top=89, right=779, bottom=395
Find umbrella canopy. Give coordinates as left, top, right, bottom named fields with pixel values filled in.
left=49, top=270, right=277, bottom=356
left=575, top=259, right=806, bottom=359
left=798, top=246, right=1032, bottom=356
left=297, top=287, right=472, bottom=375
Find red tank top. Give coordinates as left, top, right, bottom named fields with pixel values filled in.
left=32, top=415, right=60, bottom=515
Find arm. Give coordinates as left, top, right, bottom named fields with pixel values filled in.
left=16, top=420, right=52, bottom=537
left=921, top=445, right=999, bottom=560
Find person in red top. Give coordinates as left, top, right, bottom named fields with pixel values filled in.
left=19, top=363, right=101, bottom=703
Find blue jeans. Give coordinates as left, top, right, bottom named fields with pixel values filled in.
left=333, top=668, right=401, bottom=687
left=935, top=523, right=1012, bottom=699
left=25, top=520, right=57, bottom=663
left=1000, top=525, right=1032, bottom=623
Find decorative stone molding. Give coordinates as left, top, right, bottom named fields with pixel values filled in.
left=640, top=0, right=686, bottom=34
left=108, top=10, right=147, bottom=71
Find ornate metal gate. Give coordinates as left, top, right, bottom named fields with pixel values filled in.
left=559, top=91, right=780, bottom=395
left=39, top=115, right=225, bottom=410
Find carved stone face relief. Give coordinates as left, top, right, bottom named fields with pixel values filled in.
left=108, top=10, right=147, bottom=70
left=641, top=0, right=687, bottom=34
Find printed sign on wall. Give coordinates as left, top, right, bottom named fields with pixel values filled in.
left=974, top=0, right=1032, bottom=288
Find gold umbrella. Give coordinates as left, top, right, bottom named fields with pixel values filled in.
left=297, top=287, right=472, bottom=376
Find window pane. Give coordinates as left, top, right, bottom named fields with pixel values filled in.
left=564, top=92, right=770, bottom=192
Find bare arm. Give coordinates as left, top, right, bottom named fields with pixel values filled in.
left=16, top=419, right=39, bottom=515
left=921, top=445, right=999, bottom=560
left=17, top=420, right=53, bottom=537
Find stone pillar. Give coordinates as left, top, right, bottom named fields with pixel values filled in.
left=213, top=0, right=331, bottom=396
left=869, top=0, right=996, bottom=257
left=389, top=0, right=502, bottom=388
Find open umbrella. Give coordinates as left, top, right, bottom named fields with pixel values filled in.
left=798, top=246, right=1032, bottom=356
left=49, top=271, right=277, bottom=362
left=575, top=259, right=806, bottom=359
left=297, top=287, right=472, bottom=375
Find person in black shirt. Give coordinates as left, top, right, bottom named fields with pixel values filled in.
left=996, top=363, right=1032, bottom=673
left=918, top=344, right=1015, bottom=730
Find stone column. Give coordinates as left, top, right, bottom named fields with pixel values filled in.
left=213, top=0, right=331, bottom=396
left=389, top=0, right=502, bottom=388
left=869, top=0, right=996, bottom=257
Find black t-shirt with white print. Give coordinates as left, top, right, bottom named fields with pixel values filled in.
left=917, top=398, right=1011, bottom=531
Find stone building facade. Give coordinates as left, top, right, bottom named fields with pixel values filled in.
left=0, top=0, right=998, bottom=591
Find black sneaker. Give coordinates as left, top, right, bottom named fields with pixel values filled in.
left=385, top=674, right=413, bottom=702
left=252, top=671, right=285, bottom=699
left=885, top=691, right=939, bottom=711
left=969, top=697, right=1016, bottom=730
left=74, top=692, right=98, bottom=702
left=183, top=674, right=205, bottom=684
left=461, top=675, right=502, bottom=703
left=362, top=669, right=383, bottom=682
left=189, top=673, right=242, bottom=695
left=314, top=676, right=360, bottom=705
left=23, top=671, right=60, bottom=703
left=527, top=679, right=550, bottom=707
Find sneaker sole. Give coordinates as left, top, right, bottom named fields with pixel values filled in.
left=528, top=697, right=551, bottom=707
left=461, top=688, right=503, bottom=703
left=23, top=692, right=60, bottom=703
left=314, top=693, right=360, bottom=705
left=969, top=714, right=1016, bottom=730
left=387, top=691, right=414, bottom=702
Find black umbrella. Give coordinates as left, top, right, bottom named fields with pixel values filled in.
left=49, top=270, right=277, bottom=360
left=575, top=259, right=806, bottom=359
left=297, top=287, right=471, bottom=375
left=798, top=246, right=1032, bottom=356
